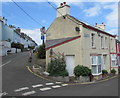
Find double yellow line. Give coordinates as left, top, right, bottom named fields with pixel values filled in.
left=26, top=66, right=56, bottom=82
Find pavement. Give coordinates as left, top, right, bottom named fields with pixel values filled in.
left=1, top=51, right=119, bottom=96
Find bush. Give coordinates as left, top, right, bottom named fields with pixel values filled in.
left=28, top=45, right=35, bottom=50
left=111, top=69, right=116, bottom=74
left=102, top=70, right=108, bottom=75
left=11, top=42, right=24, bottom=52
left=74, top=65, right=91, bottom=77
left=37, top=43, right=46, bottom=59
left=58, top=70, right=68, bottom=77
left=47, top=56, right=68, bottom=77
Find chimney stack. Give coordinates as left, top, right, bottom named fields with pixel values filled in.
left=57, top=2, right=70, bottom=17
left=95, top=22, right=106, bottom=31
left=0, top=16, right=7, bottom=25
left=15, top=27, right=21, bottom=33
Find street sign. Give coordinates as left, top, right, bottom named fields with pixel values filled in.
left=41, top=35, right=45, bottom=40
left=40, top=27, right=46, bottom=34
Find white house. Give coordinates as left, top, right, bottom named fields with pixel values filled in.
left=0, top=16, right=37, bottom=56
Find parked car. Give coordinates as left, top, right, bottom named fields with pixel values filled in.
left=27, top=48, right=30, bottom=51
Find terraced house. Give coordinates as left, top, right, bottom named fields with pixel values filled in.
left=0, top=16, right=37, bottom=56
left=46, top=2, right=119, bottom=77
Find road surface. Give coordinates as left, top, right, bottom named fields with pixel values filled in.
left=1, top=51, right=119, bottom=96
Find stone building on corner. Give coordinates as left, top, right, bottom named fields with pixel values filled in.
left=45, top=2, right=118, bottom=77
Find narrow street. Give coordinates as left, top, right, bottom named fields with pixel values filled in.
left=1, top=52, right=119, bottom=96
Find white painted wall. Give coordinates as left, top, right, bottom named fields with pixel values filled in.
left=10, top=48, right=16, bottom=53
left=17, top=49, right=21, bottom=52
left=0, top=21, right=2, bottom=41
left=0, top=41, right=11, bottom=56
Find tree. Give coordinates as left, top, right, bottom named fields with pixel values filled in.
left=37, top=43, right=46, bottom=59
left=11, top=42, right=24, bottom=52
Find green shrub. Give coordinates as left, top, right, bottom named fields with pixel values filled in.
left=37, top=43, right=46, bottom=59
left=28, top=45, right=35, bottom=50
left=102, top=70, right=108, bottom=75
left=47, top=56, right=68, bottom=77
left=111, top=69, right=116, bottom=74
left=58, top=70, right=68, bottom=77
left=74, top=65, right=91, bottom=77
left=11, top=42, right=24, bottom=52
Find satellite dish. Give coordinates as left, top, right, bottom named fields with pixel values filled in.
left=75, top=27, right=80, bottom=32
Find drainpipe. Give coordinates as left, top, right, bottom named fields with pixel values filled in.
left=108, top=37, right=111, bottom=73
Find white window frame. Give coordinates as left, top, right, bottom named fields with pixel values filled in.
left=103, top=55, right=107, bottom=70
left=105, top=37, right=107, bottom=49
left=111, top=54, right=118, bottom=67
left=91, top=55, right=102, bottom=75
left=101, top=36, right=104, bottom=49
left=91, top=34, right=95, bottom=48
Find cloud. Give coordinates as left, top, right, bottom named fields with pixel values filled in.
left=2, top=0, right=119, bottom=2
left=104, top=3, right=118, bottom=28
left=107, top=28, right=118, bottom=35
left=82, top=2, right=118, bottom=34
left=21, top=29, right=42, bottom=45
left=83, top=4, right=101, bottom=17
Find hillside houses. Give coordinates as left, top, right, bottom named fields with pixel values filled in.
left=0, top=16, right=37, bottom=56
left=46, top=2, right=120, bottom=78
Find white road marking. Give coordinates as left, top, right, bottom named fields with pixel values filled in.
left=22, top=91, right=36, bottom=96
left=40, top=87, right=51, bottom=91
left=56, top=82, right=62, bottom=84
left=46, top=83, right=54, bottom=85
left=32, top=84, right=43, bottom=88
left=0, top=93, right=2, bottom=97
left=0, top=60, right=11, bottom=67
left=62, top=84, right=68, bottom=86
left=14, top=87, right=29, bottom=92
left=52, top=85, right=61, bottom=88
left=0, top=92, right=8, bottom=96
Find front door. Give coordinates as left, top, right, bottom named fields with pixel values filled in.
left=65, top=56, right=74, bottom=76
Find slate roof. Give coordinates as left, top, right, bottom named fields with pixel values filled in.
left=46, top=36, right=80, bottom=49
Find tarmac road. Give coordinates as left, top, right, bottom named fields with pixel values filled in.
left=1, top=51, right=119, bottom=96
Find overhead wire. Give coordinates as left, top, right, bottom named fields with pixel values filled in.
left=11, top=0, right=44, bottom=27
left=47, top=1, right=81, bottom=25
left=2, top=7, right=36, bottom=29
left=47, top=1, right=66, bottom=19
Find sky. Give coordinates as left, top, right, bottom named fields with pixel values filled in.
left=1, top=1, right=119, bottom=45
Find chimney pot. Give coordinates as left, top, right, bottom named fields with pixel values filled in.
left=63, top=2, right=66, bottom=4
left=60, top=3, right=63, bottom=6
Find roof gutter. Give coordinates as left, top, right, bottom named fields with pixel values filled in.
left=83, top=24, right=115, bottom=38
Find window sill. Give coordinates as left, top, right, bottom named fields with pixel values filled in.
left=92, top=72, right=102, bottom=76
left=111, top=66, right=118, bottom=68
left=92, top=47, right=96, bottom=49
